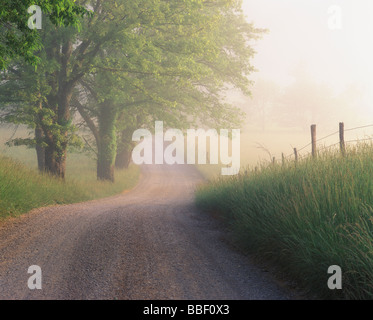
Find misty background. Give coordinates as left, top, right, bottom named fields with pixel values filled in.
left=2, top=1, right=373, bottom=170
left=227, top=0, right=373, bottom=166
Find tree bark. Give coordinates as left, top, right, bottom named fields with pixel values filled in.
left=35, top=126, right=45, bottom=172
left=115, top=145, right=132, bottom=169
left=97, top=103, right=118, bottom=182
left=115, top=115, right=142, bottom=170
left=44, top=134, right=66, bottom=179
left=42, top=92, right=72, bottom=179
left=42, top=39, right=78, bottom=179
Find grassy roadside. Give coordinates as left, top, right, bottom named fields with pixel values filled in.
left=0, top=154, right=140, bottom=220
left=195, top=143, right=373, bottom=299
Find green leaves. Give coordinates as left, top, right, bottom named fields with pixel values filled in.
left=0, top=0, right=91, bottom=70
left=1, top=0, right=263, bottom=179
left=84, top=0, right=262, bottom=129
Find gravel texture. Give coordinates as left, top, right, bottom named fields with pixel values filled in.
left=0, top=164, right=291, bottom=300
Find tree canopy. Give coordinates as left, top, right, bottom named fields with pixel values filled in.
left=1, top=0, right=264, bottom=181
left=0, top=0, right=89, bottom=69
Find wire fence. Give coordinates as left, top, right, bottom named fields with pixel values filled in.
left=283, top=123, right=373, bottom=162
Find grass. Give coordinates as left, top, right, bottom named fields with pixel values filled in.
left=195, top=143, right=373, bottom=299
left=0, top=151, right=140, bottom=220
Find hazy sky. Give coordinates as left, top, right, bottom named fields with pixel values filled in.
left=242, top=0, right=373, bottom=116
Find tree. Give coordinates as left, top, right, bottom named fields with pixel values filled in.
left=0, top=59, right=50, bottom=171
left=1, top=0, right=264, bottom=181
left=71, top=0, right=263, bottom=181
left=277, top=67, right=338, bottom=130
left=0, top=0, right=89, bottom=70
left=246, top=78, right=281, bottom=130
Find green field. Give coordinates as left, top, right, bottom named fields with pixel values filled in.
left=0, top=127, right=140, bottom=220
left=196, top=143, right=373, bottom=299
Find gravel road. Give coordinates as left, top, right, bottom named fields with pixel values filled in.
left=0, top=163, right=291, bottom=300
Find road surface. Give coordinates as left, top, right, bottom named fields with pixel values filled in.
left=0, top=164, right=291, bottom=299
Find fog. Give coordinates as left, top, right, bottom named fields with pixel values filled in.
left=2, top=1, right=373, bottom=173
left=229, top=0, right=373, bottom=166
left=244, top=0, right=373, bottom=99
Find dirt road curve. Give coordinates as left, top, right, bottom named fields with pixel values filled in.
left=0, top=164, right=290, bottom=300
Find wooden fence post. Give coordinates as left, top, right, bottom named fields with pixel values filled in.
left=311, top=124, right=317, bottom=158
left=339, top=122, right=346, bottom=156
left=282, top=153, right=285, bottom=166
left=294, top=148, right=298, bottom=163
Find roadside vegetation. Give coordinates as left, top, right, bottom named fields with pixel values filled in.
left=0, top=152, right=139, bottom=220
left=196, top=143, right=373, bottom=299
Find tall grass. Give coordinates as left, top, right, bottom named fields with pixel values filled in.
left=0, top=154, right=140, bottom=220
left=196, top=143, right=373, bottom=299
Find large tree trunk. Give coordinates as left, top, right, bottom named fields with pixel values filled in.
left=97, top=103, right=118, bottom=182
left=42, top=39, right=75, bottom=180
left=35, top=126, right=45, bottom=172
left=42, top=93, right=71, bottom=179
left=115, top=144, right=132, bottom=169
left=115, top=117, right=141, bottom=170
left=44, top=136, right=66, bottom=179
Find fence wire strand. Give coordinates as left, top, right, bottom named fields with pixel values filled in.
left=345, top=124, right=373, bottom=132
left=283, top=123, right=373, bottom=160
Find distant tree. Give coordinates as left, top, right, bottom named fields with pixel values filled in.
left=275, top=66, right=338, bottom=130
left=247, top=78, right=280, bottom=130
